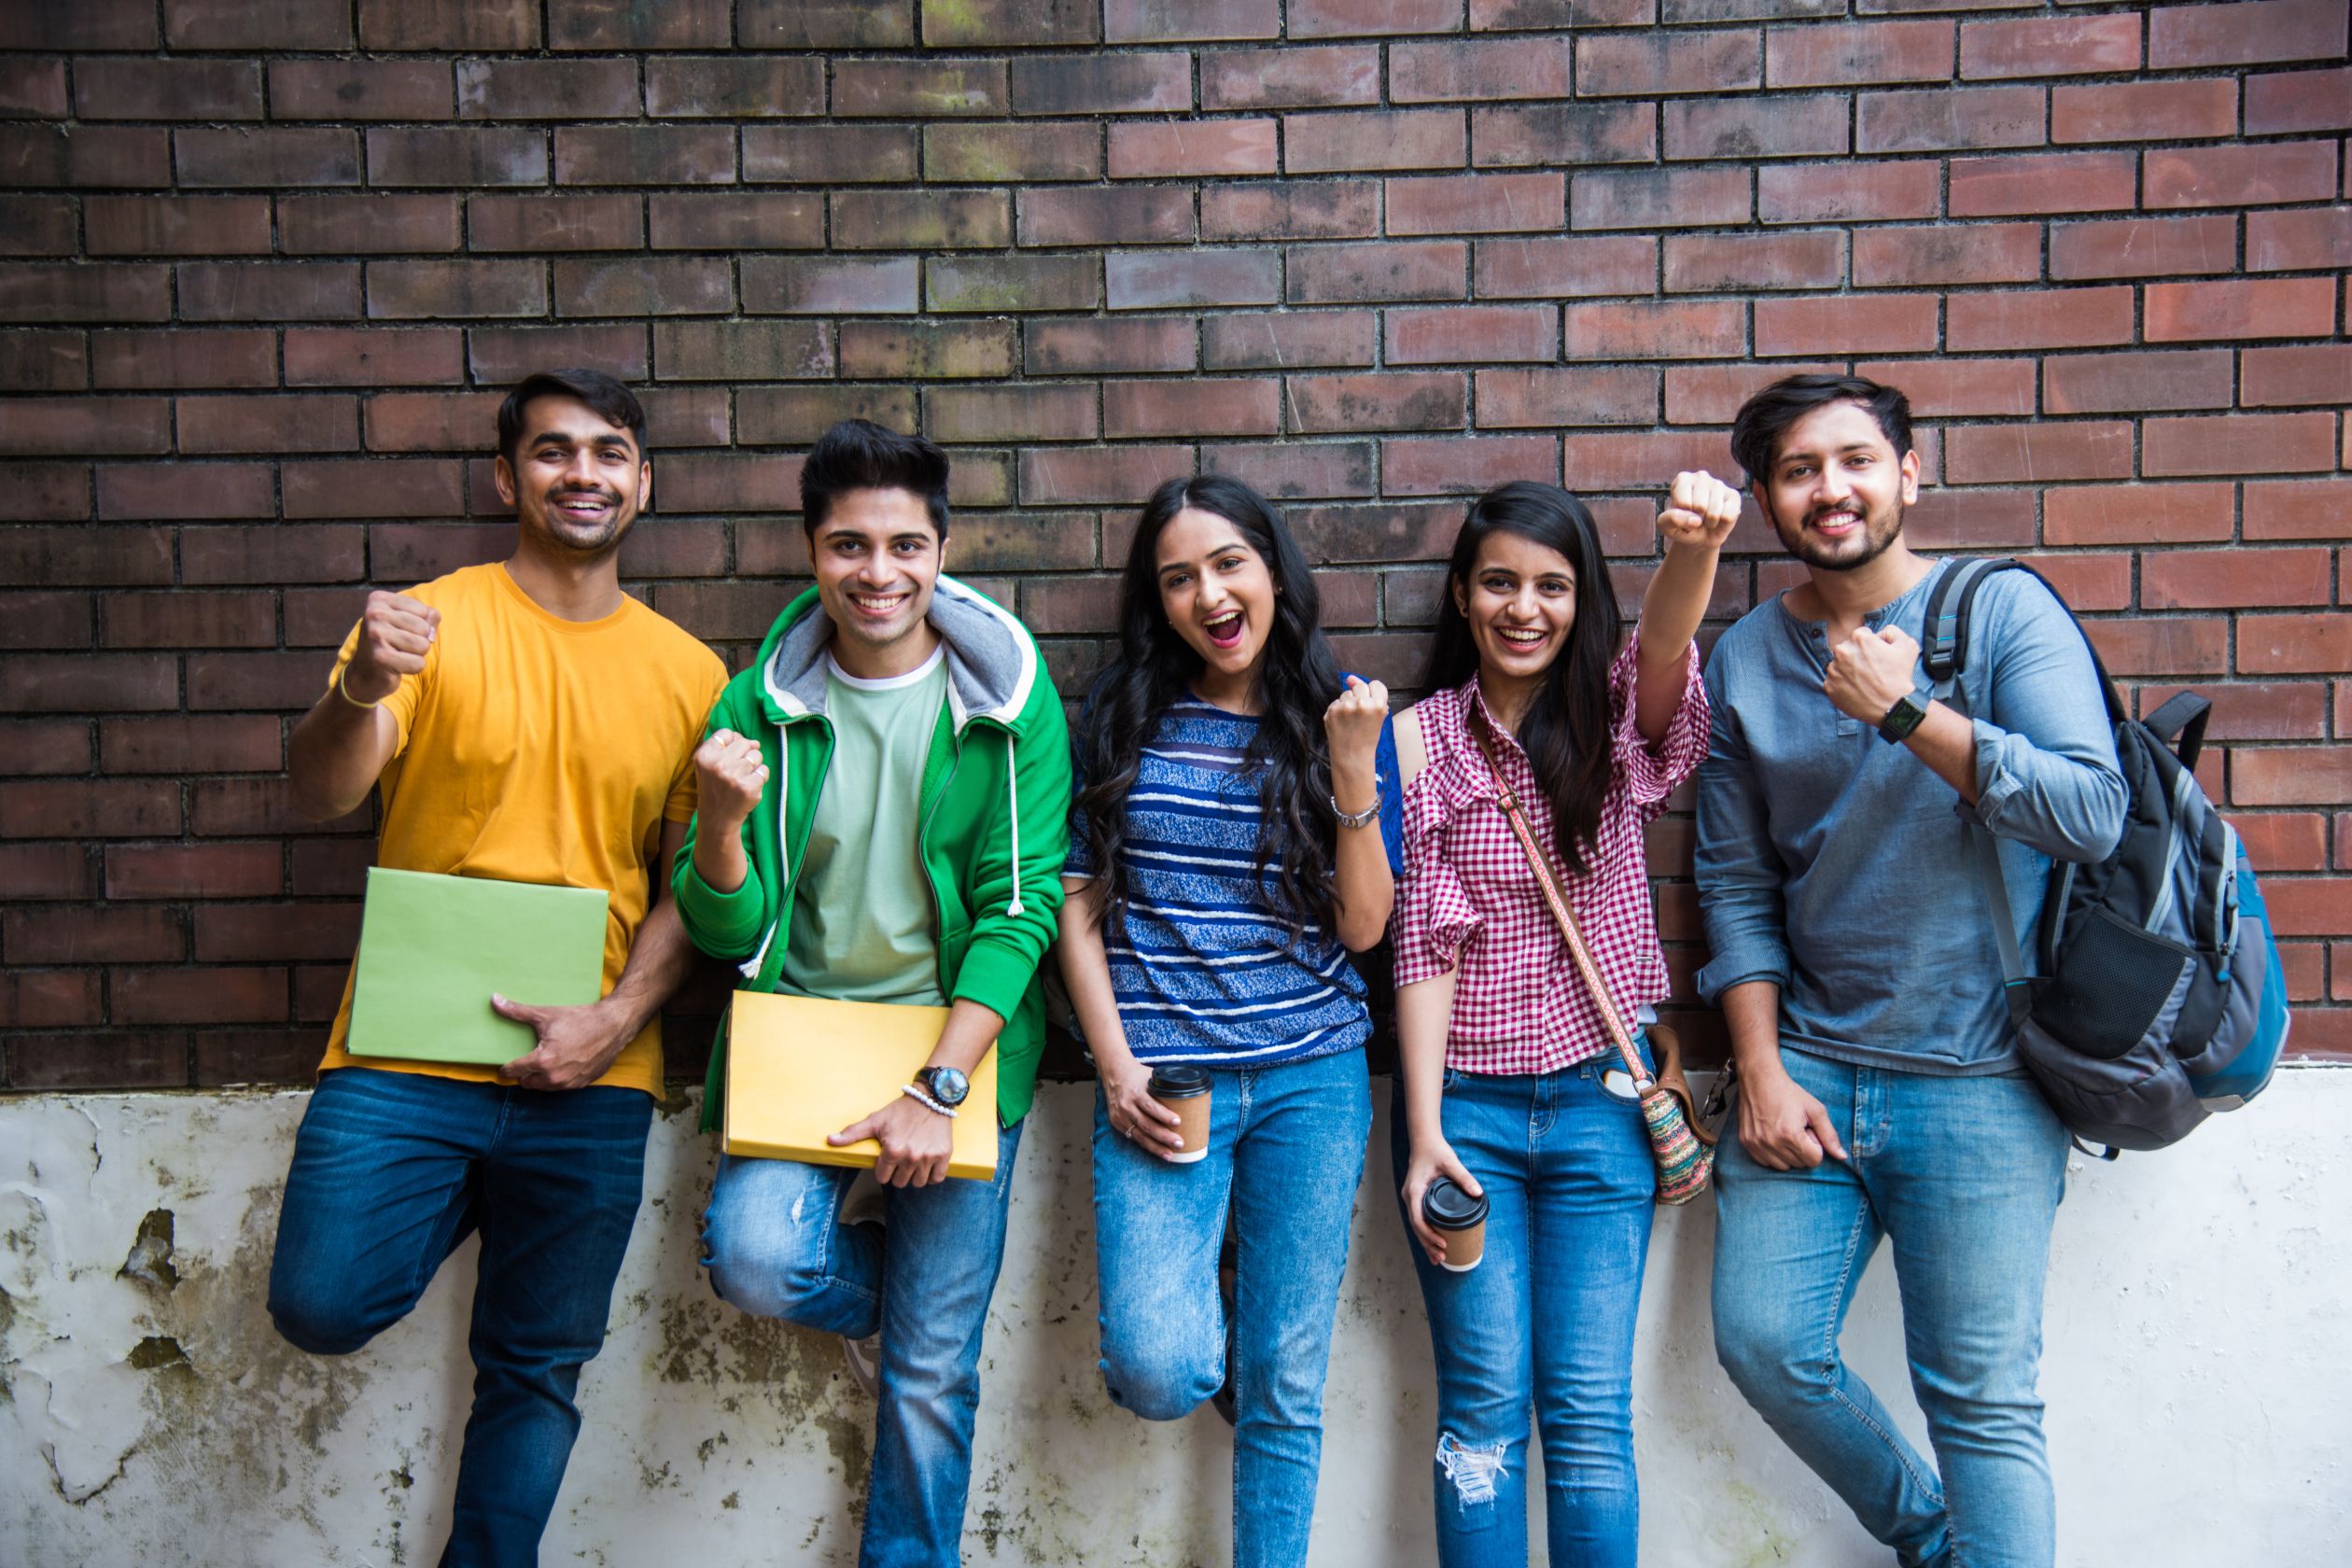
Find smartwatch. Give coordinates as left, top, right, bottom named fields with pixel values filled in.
left=915, top=1065, right=971, bottom=1109
left=1877, top=693, right=1929, bottom=744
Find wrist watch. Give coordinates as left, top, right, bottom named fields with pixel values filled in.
left=1877, top=693, right=1929, bottom=744
left=915, top=1064, right=971, bottom=1109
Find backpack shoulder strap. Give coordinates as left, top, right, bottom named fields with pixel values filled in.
left=1394, top=705, right=1429, bottom=794
left=1925, top=556, right=2047, bottom=1028
left=1929, top=556, right=2129, bottom=730
left=1921, top=555, right=2023, bottom=695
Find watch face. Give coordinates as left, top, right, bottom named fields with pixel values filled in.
left=924, top=1067, right=971, bottom=1107
left=1879, top=693, right=1927, bottom=740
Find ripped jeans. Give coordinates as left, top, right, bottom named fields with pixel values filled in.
left=1392, top=1059, right=1656, bottom=1568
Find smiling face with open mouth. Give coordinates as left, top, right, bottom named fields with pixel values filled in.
left=1155, top=505, right=1279, bottom=710
left=500, top=394, right=648, bottom=560
left=1759, top=399, right=1919, bottom=575
left=1457, top=530, right=1580, bottom=693
left=811, top=485, right=944, bottom=679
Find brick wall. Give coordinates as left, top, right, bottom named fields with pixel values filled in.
left=2, top=0, right=2346, bottom=1089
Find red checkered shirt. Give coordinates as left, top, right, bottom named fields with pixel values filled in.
left=1393, top=636, right=1709, bottom=1075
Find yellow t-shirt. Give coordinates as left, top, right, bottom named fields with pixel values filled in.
left=318, top=562, right=728, bottom=1096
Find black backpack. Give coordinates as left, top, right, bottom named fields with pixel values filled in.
left=1923, top=558, right=2289, bottom=1154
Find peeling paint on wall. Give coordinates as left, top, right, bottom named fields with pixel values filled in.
left=3, top=1079, right=2348, bottom=1565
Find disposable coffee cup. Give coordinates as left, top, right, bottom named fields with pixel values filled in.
left=1422, top=1177, right=1489, bottom=1272
left=1147, top=1065, right=1211, bottom=1164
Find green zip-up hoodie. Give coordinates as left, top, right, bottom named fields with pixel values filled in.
left=673, top=574, right=1071, bottom=1129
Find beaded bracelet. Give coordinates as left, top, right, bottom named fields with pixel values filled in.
left=901, top=1083, right=958, bottom=1119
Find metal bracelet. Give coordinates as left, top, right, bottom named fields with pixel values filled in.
left=1329, top=791, right=1381, bottom=830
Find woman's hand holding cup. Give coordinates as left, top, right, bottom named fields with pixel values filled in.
left=1103, top=1055, right=1189, bottom=1160
left=1402, top=1134, right=1483, bottom=1269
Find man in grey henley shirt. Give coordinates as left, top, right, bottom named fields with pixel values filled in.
left=1696, top=374, right=2124, bottom=1568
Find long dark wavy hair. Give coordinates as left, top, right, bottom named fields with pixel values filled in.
left=1074, top=474, right=1344, bottom=938
left=1422, top=481, right=1623, bottom=876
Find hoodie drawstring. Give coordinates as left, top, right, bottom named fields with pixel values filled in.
left=1003, top=730, right=1023, bottom=917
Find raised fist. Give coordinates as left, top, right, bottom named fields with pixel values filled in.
left=1323, top=674, right=1391, bottom=778
left=344, top=591, right=438, bottom=705
left=1658, top=469, right=1743, bottom=553
left=693, top=728, right=769, bottom=829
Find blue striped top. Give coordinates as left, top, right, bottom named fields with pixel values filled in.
left=1066, top=693, right=1405, bottom=1069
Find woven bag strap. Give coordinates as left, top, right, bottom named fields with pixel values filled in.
left=1466, top=703, right=1652, bottom=1092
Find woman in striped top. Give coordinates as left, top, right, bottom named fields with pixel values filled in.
left=1057, top=474, right=1401, bottom=1568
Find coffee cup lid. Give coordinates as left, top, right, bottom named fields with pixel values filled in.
left=1147, top=1064, right=1210, bottom=1099
left=1421, top=1177, right=1488, bottom=1229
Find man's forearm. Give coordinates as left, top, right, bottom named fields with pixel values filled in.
left=1720, top=979, right=1785, bottom=1075
left=287, top=691, right=396, bottom=821
left=596, top=896, right=698, bottom=1042
left=1897, top=700, right=1981, bottom=805
left=691, top=820, right=750, bottom=894
left=926, top=997, right=1003, bottom=1076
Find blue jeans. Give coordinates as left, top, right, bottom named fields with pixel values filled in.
left=701, top=1118, right=1024, bottom=1568
left=1093, top=1047, right=1372, bottom=1568
left=1392, top=1057, right=1657, bottom=1568
left=1712, top=1049, right=2068, bottom=1568
left=267, top=1067, right=653, bottom=1568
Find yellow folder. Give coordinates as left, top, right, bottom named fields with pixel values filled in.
left=722, top=989, right=1000, bottom=1181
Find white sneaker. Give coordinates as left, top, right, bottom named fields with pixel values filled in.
left=840, top=1328, right=882, bottom=1401
left=838, top=1173, right=887, bottom=1399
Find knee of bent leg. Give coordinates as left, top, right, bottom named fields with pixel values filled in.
left=1101, top=1337, right=1219, bottom=1422
left=1713, top=1310, right=1828, bottom=1409
left=700, top=1240, right=823, bottom=1325
left=702, top=1216, right=826, bottom=1323
left=1909, top=1348, right=2048, bottom=1445
left=267, top=1277, right=382, bottom=1357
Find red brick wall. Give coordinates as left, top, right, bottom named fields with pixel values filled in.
left=3, top=0, right=2347, bottom=1088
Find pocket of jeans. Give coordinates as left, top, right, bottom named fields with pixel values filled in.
left=1597, top=1066, right=1643, bottom=1103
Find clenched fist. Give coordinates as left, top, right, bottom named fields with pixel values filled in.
left=344, top=591, right=438, bottom=706
left=1658, top=469, right=1743, bottom=553
left=693, top=728, right=768, bottom=829
left=1323, top=674, right=1391, bottom=782
left=1824, top=624, right=1923, bottom=725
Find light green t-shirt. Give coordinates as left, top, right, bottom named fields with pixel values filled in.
left=780, top=646, right=950, bottom=1006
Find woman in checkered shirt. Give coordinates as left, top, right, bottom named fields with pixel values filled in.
left=1389, top=473, right=1742, bottom=1568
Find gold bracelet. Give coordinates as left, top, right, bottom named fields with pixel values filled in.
left=336, top=666, right=382, bottom=710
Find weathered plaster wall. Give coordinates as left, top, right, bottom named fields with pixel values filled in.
left=5, top=1071, right=2347, bottom=1567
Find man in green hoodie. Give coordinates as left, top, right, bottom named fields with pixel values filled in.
left=674, top=419, right=1071, bottom=1567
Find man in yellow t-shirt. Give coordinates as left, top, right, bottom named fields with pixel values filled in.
left=266, top=370, right=726, bottom=1567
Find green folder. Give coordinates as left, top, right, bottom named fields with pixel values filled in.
left=347, top=867, right=609, bottom=1065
